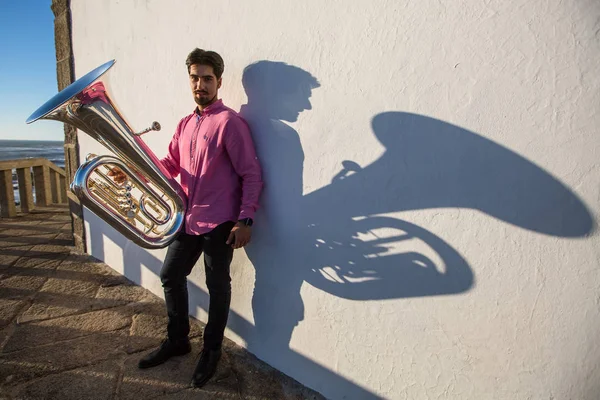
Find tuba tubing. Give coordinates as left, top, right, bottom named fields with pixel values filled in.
left=26, top=60, right=187, bottom=249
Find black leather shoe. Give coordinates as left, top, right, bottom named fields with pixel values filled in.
left=138, top=339, right=191, bottom=369
left=191, top=348, right=221, bottom=388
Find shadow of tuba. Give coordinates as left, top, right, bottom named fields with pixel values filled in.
left=26, top=60, right=186, bottom=249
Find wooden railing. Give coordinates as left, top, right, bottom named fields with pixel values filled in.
left=0, top=158, right=68, bottom=218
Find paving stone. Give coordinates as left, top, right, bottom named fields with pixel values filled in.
left=4, top=308, right=132, bottom=353
left=30, top=243, right=72, bottom=256
left=124, top=296, right=165, bottom=316
left=225, top=345, right=326, bottom=400
left=8, top=359, right=118, bottom=400
left=125, top=307, right=168, bottom=354
left=58, top=256, right=118, bottom=282
left=0, top=245, right=34, bottom=270
left=0, top=208, right=323, bottom=399
left=47, top=216, right=71, bottom=224
left=0, top=233, right=59, bottom=248
left=123, top=300, right=203, bottom=355
left=40, top=214, right=68, bottom=229
left=0, top=275, right=47, bottom=300
left=0, top=224, right=64, bottom=237
left=1, top=264, right=57, bottom=282
left=54, top=232, right=74, bottom=246
left=18, top=277, right=102, bottom=323
left=152, top=386, right=242, bottom=400
left=12, top=250, right=69, bottom=274
left=195, top=350, right=246, bottom=398
left=0, top=298, right=28, bottom=329
left=18, top=295, right=88, bottom=324
left=116, top=336, right=239, bottom=400
left=0, top=382, right=10, bottom=399
left=0, top=241, right=35, bottom=252
left=118, top=346, right=198, bottom=399
left=95, top=280, right=149, bottom=306
left=0, top=323, right=16, bottom=353
left=0, top=330, right=128, bottom=386
left=189, top=318, right=205, bottom=339
left=42, top=276, right=100, bottom=297
left=0, top=218, right=43, bottom=227
left=226, top=347, right=289, bottom=400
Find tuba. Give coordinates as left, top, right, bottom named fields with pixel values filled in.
left=26, top=60, right=187, bottom=249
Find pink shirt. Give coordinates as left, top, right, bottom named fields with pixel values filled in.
left=160, top=99, right=263, bottom=235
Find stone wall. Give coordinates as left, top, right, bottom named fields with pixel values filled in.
left=51, top=0, right=85, bottom=252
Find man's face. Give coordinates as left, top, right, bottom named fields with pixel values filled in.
left=282, top=85, right=313, bottom=122
left=268, top=85, right=313, bottom=122
left=189, top=64, right=221, bottom=108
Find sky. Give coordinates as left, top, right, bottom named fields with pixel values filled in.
left=0, top=0, right=63, bottom=141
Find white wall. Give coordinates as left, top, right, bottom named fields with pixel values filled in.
left=71, top=1, right=600, bottom=399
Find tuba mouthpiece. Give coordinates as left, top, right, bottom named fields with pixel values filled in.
left=134, top=121, right=161, bottom=136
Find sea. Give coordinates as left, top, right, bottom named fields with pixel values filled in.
left=0, top=140, right=65, bottom=205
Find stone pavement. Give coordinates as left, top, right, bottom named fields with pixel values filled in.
left=0, top=206, right=325, bottom=400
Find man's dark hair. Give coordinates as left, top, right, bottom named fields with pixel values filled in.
left=185, top=48, right=224, bottom=79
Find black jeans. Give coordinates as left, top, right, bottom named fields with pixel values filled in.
left=160, top=221, right=235, bottom=351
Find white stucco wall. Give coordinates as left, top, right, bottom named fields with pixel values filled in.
left=70, top=1, right=600, bottom=399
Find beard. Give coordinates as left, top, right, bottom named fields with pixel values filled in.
left=194, top=92, right=217, bottom=107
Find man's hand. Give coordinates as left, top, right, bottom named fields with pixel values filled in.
left=226, top=222, right=252, bottom=249
left=107, top=167, right=127, bottom=184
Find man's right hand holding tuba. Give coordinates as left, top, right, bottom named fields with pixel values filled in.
left=107, top=167, right=127, bottom=184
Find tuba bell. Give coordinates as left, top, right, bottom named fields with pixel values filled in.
left=26, top=60, right=187, bottom=249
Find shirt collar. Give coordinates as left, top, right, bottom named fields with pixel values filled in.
left=194, top=99, right=224, bottom=116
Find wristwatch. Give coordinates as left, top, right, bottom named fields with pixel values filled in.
left=238, top=218, right=253, bottom=227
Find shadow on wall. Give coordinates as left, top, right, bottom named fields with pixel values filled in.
left=87, top=60, right=594, bottom=400
left=304, top=112, right=594, bottom=237
left=238, top=60, right=594, bottom=396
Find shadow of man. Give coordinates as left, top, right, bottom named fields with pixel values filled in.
left=240, top=61, right=319, bottom=364
left=239, top=63, right=476, bottom=393
left=239, top=69, right=594, bottom=394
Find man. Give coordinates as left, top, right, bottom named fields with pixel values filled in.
left=113, top=48, right=262, bottom=388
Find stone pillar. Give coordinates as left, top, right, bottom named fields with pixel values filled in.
left=33, top=165, right=52, bottom=207
left=59, top=174, right=67, bottom=203
left=0, top=169, right=17, bottom=218
left=52, top=0, right=86, bottom=252
left=50, top=170, right=62, bottom=203
left=16, top=167, right=35, bottom=213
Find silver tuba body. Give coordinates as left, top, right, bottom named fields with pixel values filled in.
left=26, top=60, right=187, bottom=249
